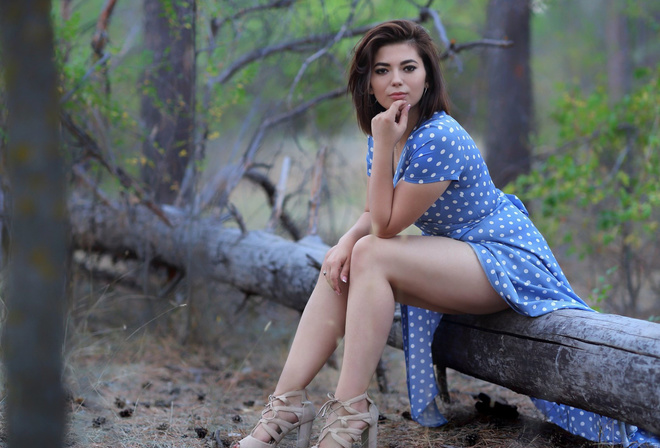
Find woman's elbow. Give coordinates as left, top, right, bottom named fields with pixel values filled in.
left=372, top=225, right=399, bottom=239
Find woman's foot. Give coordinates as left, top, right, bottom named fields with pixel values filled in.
left=312, top=393, right=378, bottom=448
left=234, top=390, right=315, bottom=448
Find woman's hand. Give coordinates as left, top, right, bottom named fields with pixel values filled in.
left=371, top=100, right=411, bottom=151
left=321, top=240, right=353, bottom=295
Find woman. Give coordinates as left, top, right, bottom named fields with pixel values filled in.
left=235, top=19, right=659, bottom=448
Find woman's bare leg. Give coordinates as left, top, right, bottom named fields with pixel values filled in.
left=273, top=272, right=349, bottom=394
left=319, top=235, right=507, bottom=447
left=249, top=272, right=349, bottom=442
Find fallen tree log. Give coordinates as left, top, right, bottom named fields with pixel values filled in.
left=432, top=309, right=660, bottom=434
left=69, top=197, right=326, bottom=312
left=71, top=198, right=659, bottom=433
left=69, top=198, right=407, bottom=342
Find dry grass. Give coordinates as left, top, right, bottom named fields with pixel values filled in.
left=49, top=298, right=614, bottom=448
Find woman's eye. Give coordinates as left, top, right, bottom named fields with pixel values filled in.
left=404, top=65, right=416, bottom=72
left=374, top=68, right=387, bottom=75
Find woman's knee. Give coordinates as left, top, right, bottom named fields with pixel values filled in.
left=351, top=235, right=386, bottom=275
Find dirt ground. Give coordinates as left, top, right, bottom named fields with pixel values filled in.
left=45, top=294, right=614, bottom=448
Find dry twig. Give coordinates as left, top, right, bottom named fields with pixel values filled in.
left=61, top=112, right=173, bottom=227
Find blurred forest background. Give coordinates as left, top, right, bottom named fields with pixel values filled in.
left=1, top=0, right=660, bottom=447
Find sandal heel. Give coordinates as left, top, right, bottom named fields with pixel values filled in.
left=296, top=409, right=314, bottom=448
left=362, top=403, right=378, bottom=448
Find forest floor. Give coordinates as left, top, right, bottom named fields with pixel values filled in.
left=40, top=294, right=616, bottom=448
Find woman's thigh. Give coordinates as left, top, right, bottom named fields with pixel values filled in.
left=350, top=234, right=508, bottom=315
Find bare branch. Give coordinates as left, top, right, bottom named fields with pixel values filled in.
left=210, top=0, right=295, bottom=37
left=285, top=0, right=360, bottom=105
left=72, top=164, right=118, bottom=211
left=421, top=7, right=450, bottom=49
left=61, top=112, right=173, bottom=227
left=207, top=21, right=386, bottom=86
left=60, top=52, right=111, bottom=105
left=266, top=157, right=291, bottom=231
left=248, top=87, right=346, bottom=161
left=61, top=0, right=73, bottom=20
left=244, top=167, right=302, bottom=240
left=224, top=202, right=248, bottom=235
left=198, top=87, right=345, bottom=212
left=307, top=146, right=327, bottom=236
left=438, top=38, right=514, bottom=60
left=207, top=5, right=506, bottom=87
left=91, top=0, right=119, bottom=57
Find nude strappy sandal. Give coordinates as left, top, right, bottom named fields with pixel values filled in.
left=234, top=389, right=315, bottom=448
left=311, top=392, right=378, bottom=448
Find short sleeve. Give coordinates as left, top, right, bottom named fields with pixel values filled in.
left=366, top=135, right=374, bottom=177
left=401, top=123, right=465, bottom=185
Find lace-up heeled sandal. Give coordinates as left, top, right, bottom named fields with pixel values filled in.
left=234, top=390, right=315, bottom=448
left=312, top=392, right=378, bottom=448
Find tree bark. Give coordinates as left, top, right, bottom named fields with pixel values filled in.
left=605, top=0, right=632, bottom=104
left=69, top=198, right=326, bottom=312
left=484, top=0, right=532, bottom=188
left=141, top=0, right=196, bottom=204
left=0, top=2, right=68, bottom=447
left=433, top=310, right=660, bottom=434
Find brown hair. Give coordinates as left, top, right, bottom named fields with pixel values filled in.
left=347, top=19, right=450, bottom=135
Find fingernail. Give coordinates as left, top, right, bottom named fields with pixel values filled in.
left=341, top=276, right=348, bottom=283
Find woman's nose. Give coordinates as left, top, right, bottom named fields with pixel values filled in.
left=391, top=69, right=403, bottom=86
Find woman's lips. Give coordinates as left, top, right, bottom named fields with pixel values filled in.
left=389, top=92, right=407, bottom=100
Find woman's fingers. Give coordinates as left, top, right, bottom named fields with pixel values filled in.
left=322, top=260, right=343, bottom=295
left=324, top=267, right=342, bottom=295
left=372, top=100, right=411, bottom=147
left=340, top=257, right=350, bottom=285
left=397, top=101, right=410, bottom=126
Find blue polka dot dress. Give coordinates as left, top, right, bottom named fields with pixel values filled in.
left=366, top=111, right=660, bottom=446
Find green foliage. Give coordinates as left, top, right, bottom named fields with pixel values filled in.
left=589, top=266, right=617, bottom=309
left=508, top=67, right=660, bottom=310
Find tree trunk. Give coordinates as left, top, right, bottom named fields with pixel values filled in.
left=605, top=0, right=632, bottom=104
left=141, top=0, right=196, bottom=204
left=0, top=2, right=68, bottom=448
left=433, top=310, right=660, bottom=434
left=484, top=0, right=532, bottom=188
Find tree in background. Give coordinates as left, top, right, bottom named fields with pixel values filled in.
left=0, top=1, right=68, bottom=447
left=510, top=67, right=660, bottom=316
left=483, top=0, right=532, bottom=188
left=605, top=0, right=632, bottom=103
left=141, top=0, right=196, bottom=204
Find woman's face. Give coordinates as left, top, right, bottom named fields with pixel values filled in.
left=369, top=42, right=427, bottom=111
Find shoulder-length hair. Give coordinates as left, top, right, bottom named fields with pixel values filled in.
left=347, top=19, right=451, bottom=135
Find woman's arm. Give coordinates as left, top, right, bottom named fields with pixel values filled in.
left=369, top=101, right=450, bottom=238
left=369, top=177, right=449, bottom=238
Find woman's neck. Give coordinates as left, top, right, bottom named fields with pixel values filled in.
left=400, top=106, right=420, bottom=146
